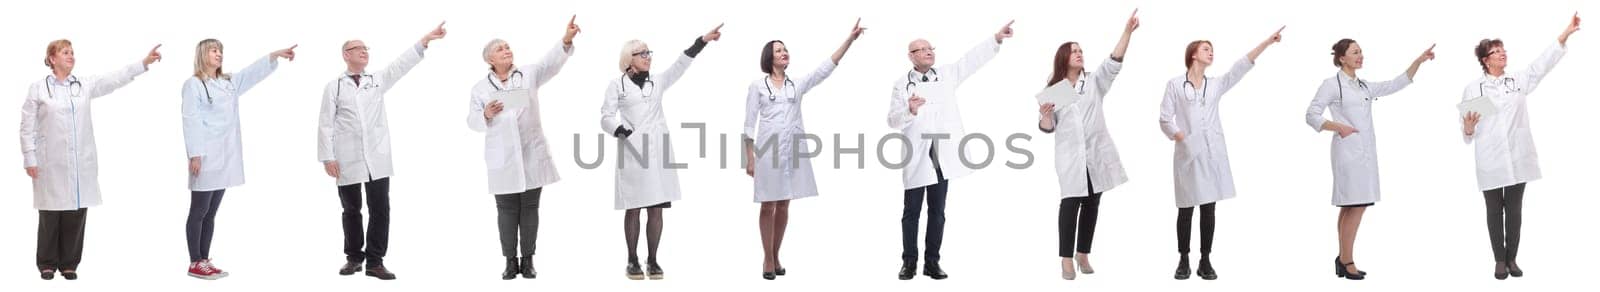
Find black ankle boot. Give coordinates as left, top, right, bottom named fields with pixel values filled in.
left=502, top=257, right=520, bottom=280
left=1173, top=255, right=1191, bottom=280
left=1197, top=258, right=1218, bottom=280
left=520, top=257, right=536, bottom=279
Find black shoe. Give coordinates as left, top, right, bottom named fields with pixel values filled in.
left=1494, top=262, right=1509, bottom=280
left=775, top=266, right=787, bottom=276
left=365, top=266, right=397, bottom=280
left=502, top=257, right=520, bottom=280
left=40, top=269, right=55, bottom=280
left=645, top=262, right=665, bottom=280
left=1335, top=257, right=1365, bottom=280
left=520, top=257, right=536, bottom=279
left=1173, top=257, right=1190, bottom=280
left=1197, top=258, right=1218, bottom=280
left=922, top=262, right=948, bottom=280
left=61, top=270, right=77, bottom=280
left=339, top=262, right=363, bottom=276
left=763, top=272, right=777, bottom=280
left=1507, top=261, right=1524, bottom=278
left=626, top=262, right=645, bottom=280
left=898, top=262, right=916, bottom=280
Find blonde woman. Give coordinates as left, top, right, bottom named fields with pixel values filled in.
left=599, top=23, right=723, bottom=280
left=180, top=39, right=295, bottom=280
left=20, top=39, right=160, bottom=280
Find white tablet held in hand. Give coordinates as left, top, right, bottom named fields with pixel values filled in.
left=1457, top=96, right=1498, bottom=118
left=1035, top=81, right=1081, bottom=106
left=492, top=89, right=532, bottom=109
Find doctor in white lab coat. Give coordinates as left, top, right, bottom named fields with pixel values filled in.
left=20, top=40, right=160, bottom=280
left=1035, top=10, right=1137, bottom=280
left=1157, top=26, right=1281, bottom=281
left=179, top=39, right=296, bottom=280
left=1305, top=38, right=1434, bottom=280
left=741, top=19, right=864, bottom=280
left=888, top=21, right=1012, bottom=281
left=466, top=17, right=577, bottom=280
left=599, top=23, right=721, bottom=280
left=318, top=23, right=446, bottom=280
left=1458, top=13, right=1578, bottom=280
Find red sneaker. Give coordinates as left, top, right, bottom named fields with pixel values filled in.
left=202, top=259, right=230, bottom=278
left=188, top=261, right=225, bottom=280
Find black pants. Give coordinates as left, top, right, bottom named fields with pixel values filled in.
left=1483, top=183, right=1525, bottom=263
left=187, top=190, right=225, bottom=262
left=1177, top=203, right=1216, bottom=256
left=1060, top=175, right=1101, bottom=258
left=340, top=177, right=391, bottom=267
left=902, top=147, right=948, bottom=264
left=37, top=208, right=88, bottom=271
left=495, top=188, right=542, bottom=258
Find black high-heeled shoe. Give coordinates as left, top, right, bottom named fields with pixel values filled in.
left=1173, top=257, right=1191, bottom=280
left=1335, top=259, right=1365, bottom=280
left=775, top=266, right=786, bottom=276
left=762, top=271, right=776, bottom=280
left=1507, top=261, right=1523, bottom=278
left=1197, top=258, right=1218, bottom=280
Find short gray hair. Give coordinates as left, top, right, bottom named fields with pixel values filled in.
left=618, top=39, right=646, bottom=73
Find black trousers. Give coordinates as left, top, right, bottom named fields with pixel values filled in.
left=340, top=177, right=391, bottom=267
left=1483, top=183, right=1525, bottom=263
left=37, top=208, right=88, bottom=270
left=1177, top=203, right=1216, bottom=256
left=1060, top=174, right=1101, bottom=258
left=902, top=147, right=948, bottom=264
left=495, top=188, right=542, bottom=258
left=187, top=190, right=225, bottom=262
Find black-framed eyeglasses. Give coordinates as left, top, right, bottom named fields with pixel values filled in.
left=910, top=47, right=936, bottom=54
left=632, top=50, right=654, bottom=58
left=345, top=46, right=369, bottom=52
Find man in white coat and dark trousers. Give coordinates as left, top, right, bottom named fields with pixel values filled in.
left=887, top=21, right=1012, bottom=281
left=317, top=22, right=447, bottom=280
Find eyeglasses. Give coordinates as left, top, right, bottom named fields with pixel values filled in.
left=344, top=46, right=369, bottom=52
left=632, top=50, right=654, bottom=58
left=909, top=47, right=936, bottom=54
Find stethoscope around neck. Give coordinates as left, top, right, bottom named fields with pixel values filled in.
left=1478, top=77, right=1519, bottom=97
left=904, top=68, right=940, bottom=93
left=1336, top=74, right=1371, bottom=101
left=488, top=70, right=526, bottom=91
left=619, top=72, right=656, bottom=99
left=1182, top=77, right=1209, bottom=104
left=764, top=75, right=796, bottom=101
left=337, top=73, right=378, bottom=97
left=43, top=76, right=83, bottom=99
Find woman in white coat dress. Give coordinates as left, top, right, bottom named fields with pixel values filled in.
left=1459, top=13, right=1579, bottom=280
left=468, top=16, right=578, bottom=280
left=1157, top=26, right=1281, bottom=281
left=20, top=40, right=161, bottom=280
left=1305, top=39, right=1434, bottom=280
left=1036, top=10, right=1137, bottom=280
left=742, top=19, right=864, bottom=280
left=180, top=39, right=296, bottom=280
left=600, top=23, right=722, bottom=280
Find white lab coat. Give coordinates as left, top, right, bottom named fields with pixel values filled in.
left=19, top=63, right=147, bottom=211
left=319, top=44, right=426, bottom=186
left=1460, top=42, right=1566, bottom=191
left=1045, top=57, right=1128, bottom=199
left=886, top=38, right=1002, bottom=190
left=744, top=60, right=837, bottom=202
left=468, top=43, right=572, bottom=195
left=600, top=52, right=696, bottom=210
left=182, top=56, right=279, bottom=191
left=1158, top=57, right=1255, bottom=208
left=1305, top=71, right=1412, bottom=206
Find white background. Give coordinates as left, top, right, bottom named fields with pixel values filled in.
left=1, top=0, right=1596, bottom=291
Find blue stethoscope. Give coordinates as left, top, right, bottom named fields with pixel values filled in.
left=764, top=75, right=796, bottom=101
left=337, top=73, right=378, bottom=97
left=1337, top=74, right=1370, bottom=101
left=44, top=76, right=83, bottom=99
left=488, top=70, right=525, bottom=91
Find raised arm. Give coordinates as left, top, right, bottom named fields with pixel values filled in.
left=84, top=45, right=159, bottom=98
left=376, top=23, right=444, bottom=92
left=233, top=45, right=295, bottom=96
left=657, top=23, right=722, bottom=91
left=949, top=21, right=1010, bottom=85
left=521, top=17, right=579, bottom=86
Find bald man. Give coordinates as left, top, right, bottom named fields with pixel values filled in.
left=317, top=23, right=445, bottom=280
left=887, top=21, right=1013, bottom=280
